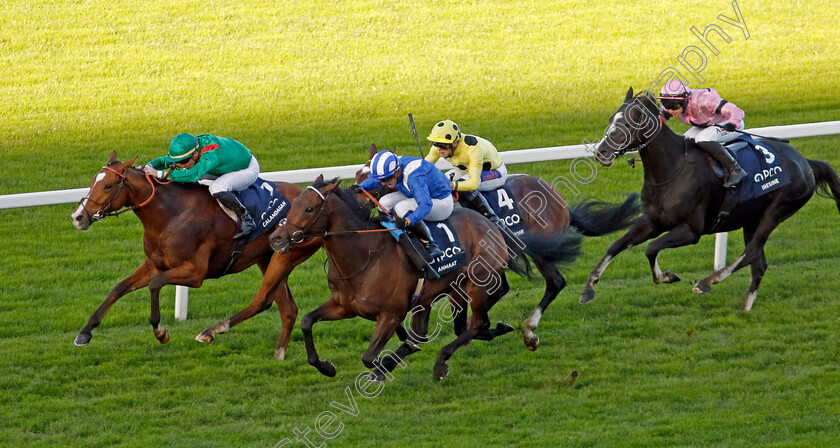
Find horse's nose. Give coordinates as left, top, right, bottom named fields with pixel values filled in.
left=70, top=208, right=90, bottom=230
left=269, top=229, right=290, bottom=253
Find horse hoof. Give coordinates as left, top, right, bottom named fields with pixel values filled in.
left=692, top=282, right=711, bottom=294
left=195, top=332, right=214, bottom=343
left=316, top=361, right=336, bottom=377
left=580, top=287, right=595, bottom=304
left=656, top=271, right=681, bottom=284
left=368, top=369, right=387, bottom=382
left=524, top=333, right=540, bottom=351
left=74, top=333, right=92, bottom=346
left=155, top=328, right=170, bottom=344
left=274, top=348, right=286, bottom=361
left=496, top=322, right=514, bottom=336
left=433, top=364, right=449, bottom=382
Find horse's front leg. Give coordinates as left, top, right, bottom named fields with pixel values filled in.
left=645, top=222, right=701, bottom=284
left=147, top=264, right=207, bottom=344
left=361, top=313, right=404, bottom=378
left=301, top=299, right=356, bottom=377
left=75, top=260, right=156, bottom=346
left=580, top=219, right=661, bottom=304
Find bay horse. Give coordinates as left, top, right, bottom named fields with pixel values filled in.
left=269, top=177, right=584, bottom=381
left=70, top=152, right=322, bottom=359
left=355, top=144, right=641, bottom=350
left=581, top=87, right=840, bottom=311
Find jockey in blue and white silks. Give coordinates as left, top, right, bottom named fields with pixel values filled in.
left=357, top=150, right=453, bottom=259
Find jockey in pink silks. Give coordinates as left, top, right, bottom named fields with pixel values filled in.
left=658, top=79, right=747, bottom=188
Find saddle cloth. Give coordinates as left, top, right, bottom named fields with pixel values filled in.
left=381, top=219, right=467, bottom=278
left=718, top=135, right=791, bottom=202
left=477, top=183, right=526, bottom=236
left=218, top=178, right=290, bottom=244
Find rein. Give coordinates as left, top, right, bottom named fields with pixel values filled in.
left=280, top=186, right=393, bottom=246
left=81, top=167, right=167, bottom=221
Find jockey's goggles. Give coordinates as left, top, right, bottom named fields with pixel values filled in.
left=433, top=142, right=454, bottom=150
left=660, top=98, right=686, bottom=110
left=377, top=174, right=396, bottom=184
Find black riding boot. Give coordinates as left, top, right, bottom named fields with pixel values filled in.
left=462, top=190, right=501, bottom=222
left=213, top=191, right=257, bottom=239
left=697, top=141, right=747, bottom=188
left=408, top=221, right=444, bottom=260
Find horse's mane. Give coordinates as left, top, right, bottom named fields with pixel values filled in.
left=312, top=178, right=376, bottom=225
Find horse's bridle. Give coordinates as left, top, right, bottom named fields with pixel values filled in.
left=78, top=166, right=158, bottom=222
left=279, top=186, right=332, bottom=246
left=608, top=92, right=666, bottom=157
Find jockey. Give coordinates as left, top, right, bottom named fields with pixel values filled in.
left=425, top=120, right=506, bottom=222
left=143, top=133, right=260, bottom=239
left=356, top=150, right=454, bottom=260
left=658, top=79, right=747, bottom=188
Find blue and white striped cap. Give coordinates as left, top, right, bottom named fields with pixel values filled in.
left=369, top=150, right=399, bottom=180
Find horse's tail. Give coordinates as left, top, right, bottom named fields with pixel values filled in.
left=517, top=230, right=584, bottom=268
left=569, top=192, right=642, bottom=237
left=808, top=159, right=840, bottom=214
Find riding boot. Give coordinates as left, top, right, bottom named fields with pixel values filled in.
left=461, top=190, right=501, bottom=223
left=213, top=191, right=257, bottom=239
left=697, top=141, right=747, bottom=188
left=408, top=221, right=444, bottom=261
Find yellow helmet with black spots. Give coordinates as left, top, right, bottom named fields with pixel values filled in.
left=427, top=120, right=461, bottom=145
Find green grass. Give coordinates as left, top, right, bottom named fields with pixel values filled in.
left=1, top=0, right=840, bottom=447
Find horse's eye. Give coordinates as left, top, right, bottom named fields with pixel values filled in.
left=305, top=207, right=314, bottom=213
left=104, top=184, right=113, bottom=190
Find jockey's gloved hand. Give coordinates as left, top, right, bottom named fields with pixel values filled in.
left=723, top=122, right=737, bottom=132
left=370, top=213, right=391, bottom=223
left=394, top=216, right=410, bottom=229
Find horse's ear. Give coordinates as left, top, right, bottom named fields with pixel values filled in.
left=314, top=174, right=324, bottom=184
left=108, top=151, right=119, bottom=164
left=368, top=144, right=377, bottom=159
left=118, top=157, right=136, bottom=173
left=625, top=87, right=634, bottom=102
left=321, top=181, right=340, bottom=196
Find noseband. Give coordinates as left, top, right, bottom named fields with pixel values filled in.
left=279, top=186, right=331, bottom=246
left=78, top=166, right=158, bottom=222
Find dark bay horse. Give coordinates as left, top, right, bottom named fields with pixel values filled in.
left=355, top=144, right=641, bottom=349
left=70, top=152, right=322, bottom=359
left=269, top=177, right=584, bottom=381
left=582, top=87, right=840, bottom=310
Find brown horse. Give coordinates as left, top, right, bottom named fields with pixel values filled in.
left=355, top=144, right=642, bottom=349
left=269, top=177, right=582, bottom=381
left=70, top=152, right=322, bottom=359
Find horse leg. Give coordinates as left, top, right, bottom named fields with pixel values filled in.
left=362, top=314, right=402, bottom=373
left=433, top=284, right=492, bottom=381
left=645, top=223, right=701, bottom=284
left=434, top=311, right=491, bottom=382
left=370, top=307, right=429, bottom=381
left=301, top=299, right=356, bottom=377
left=693, top=212, right=786, bottom=309
left=75, top=260, right=156, bottom=346
left=580, top=220, right=662, bottom=304
left=474, top=273, right=514, bottom=342
left=147, top=265, right=207, bottom=344
left=523, top=259, right=567, bottom=351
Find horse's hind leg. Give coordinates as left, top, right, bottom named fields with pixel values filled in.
left=301, top=299, right=356, bottom=377
left=75, top=260, right=156, bottom=346
left=523, top=259, right=566, bottom=351
left=694, top=210, right=790, bottom=309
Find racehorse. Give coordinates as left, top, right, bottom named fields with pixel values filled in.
left=70, top=152, right=322, bottom=359
left=355, top=144, right=642, bottom=350
left=581, top=87, right=840, bottom=311
left=270, top=176, right=587, bottom=381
